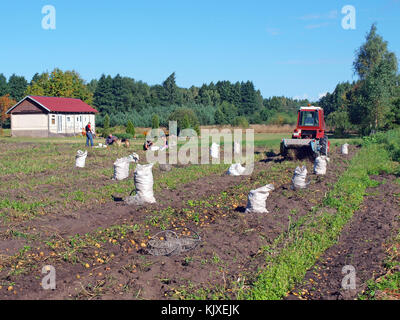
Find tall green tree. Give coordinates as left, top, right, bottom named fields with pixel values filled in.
left=26, top=69, right=93, bottom=104
left=0, top=74, right=8, bottom=96
left=151, top=114, right=160, bottom=128
left=168, top=108, right=200, bottom=135
left=8, top=74, right=28, bottom=101
left=352, top=24, right=398, bottom=131
left=30, top=73, right=41, bottom=85
left=162, top=72, right=178, bottom=104
left=126, top=119, right=135, bottom=136
left=93, top=74, right=114, bottom=110
left=87, top=79, right=98, bottom=94
left=239, top=81, right=262, bottom=117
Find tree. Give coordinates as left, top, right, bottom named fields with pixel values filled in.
left=354, top=24, right=397, bottom=81
left=232, top=116, right=249, bottom=128
left=30, top=73, right=41, bottom=85
left=151, top=114, right=160, bottom=128
left=239, top=81, right=262, bottom=116
left=93, top=74, right=114, bottom=110
left=0, top=94, right=16, bottom=135
left=102, top=114, right=110, bottom=137
left=352, top=24, right=398, bottom=131
left=168, top=108, right=200, bottom=135
left=319, top=82, right=353, bottom=116
left=87, top=79, right=98, bottom=94
left=326, top=110, right=352, bottom=137
left=112, top=74, right=133, bottom=113
left=162, top=72, right=178, bottom=104
left=0, top=74, right=8, bottom=96
left=214, top=107, right=227, bottom=125
left=126, top=120, right=135, bottom=137
left=8, top=74, right=28, bottom=101
left=26, top=69, right=93, bottom=104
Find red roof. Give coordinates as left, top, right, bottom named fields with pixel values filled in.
left=29, top=96, right=98, bottom=113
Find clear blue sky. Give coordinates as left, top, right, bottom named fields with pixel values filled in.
left=1, top=0, right=399, bottom=101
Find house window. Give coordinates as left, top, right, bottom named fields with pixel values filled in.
left=51, top=115, right=55, bottom=125
left=67, top=117, right=70, bottom=122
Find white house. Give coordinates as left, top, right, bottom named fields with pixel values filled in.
left=6, top=96, right=98, bottom=137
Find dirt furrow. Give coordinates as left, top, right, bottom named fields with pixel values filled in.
left=286, top=174, right=400, bottom=300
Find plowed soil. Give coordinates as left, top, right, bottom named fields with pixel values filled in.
left=0, top=145, right=360, bottom=300
left=286, top=175, right=400, bottom=300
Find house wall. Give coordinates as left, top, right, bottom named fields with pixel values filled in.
left=11, top=114, right=49, bottom=137
left=11, top=99, right=47, bottom=114
left=48, top=113, right=96, bottom=137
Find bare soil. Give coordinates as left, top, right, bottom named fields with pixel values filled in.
left=286, top=174, right=400, bottom=300
left=0, top=145, right=361, bottom=300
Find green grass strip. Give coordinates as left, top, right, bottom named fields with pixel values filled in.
left=243, top=143, right=396, bottom=300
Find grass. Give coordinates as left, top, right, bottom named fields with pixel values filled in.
left=242, top=142, right=397, bottom=300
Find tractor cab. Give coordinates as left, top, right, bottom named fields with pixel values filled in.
left=292, top=106, right=326, bottom=140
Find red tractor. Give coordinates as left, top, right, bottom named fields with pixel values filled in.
left=280, top=106, right=330, bottom=159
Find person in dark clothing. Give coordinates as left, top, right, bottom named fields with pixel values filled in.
left=143, top=140, right=153, bottom=151
left=105, top=134, right=118, bottom=146
left=85, top=122, right=94, bottom=147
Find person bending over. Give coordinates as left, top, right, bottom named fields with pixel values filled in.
left=105, top=134, right=118, bottom=146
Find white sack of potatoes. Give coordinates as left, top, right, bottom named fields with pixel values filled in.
left=245, top=184, right=275, bottom=214
left=75, top=150, right=87, bottom=168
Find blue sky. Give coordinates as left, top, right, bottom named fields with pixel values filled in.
left=0, top=0, right=399, bottom=101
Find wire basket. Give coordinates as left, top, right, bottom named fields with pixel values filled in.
left=146, top=229, right=201, bottom=256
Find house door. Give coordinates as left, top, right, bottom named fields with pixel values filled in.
left=57, top=115, right=63, bottom=133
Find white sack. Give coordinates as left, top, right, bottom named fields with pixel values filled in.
left=94, top=143, right=106, bottom=149
left=341, top=143, right=349, bottom=155
left=245, top=184, right=275, bottom=214
left=227, top=163, right=246, bottom=176
left=75, top=150, right=87, bottom=168
left=126, top=163, right=156, bottom=205
left=113, top=153, right=139, bottom=181
left=210, top=143, right=220, bottom=159
left=292, top=166, right=308, bottom=190
left=314, top=156, right=329, bottom=175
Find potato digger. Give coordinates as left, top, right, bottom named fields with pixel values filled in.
left=280, top=106, right=330, bottom=160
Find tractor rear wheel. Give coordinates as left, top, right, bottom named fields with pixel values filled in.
left=320, top=135, right=329, bottom=156
left=280, top=141, right=287, bottom=157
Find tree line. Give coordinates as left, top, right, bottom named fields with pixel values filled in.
left=1, top=24, right=398, bottom=136
left=0, top=68, right=309, bottom=130
left=90, top=73, right=308, bottom=128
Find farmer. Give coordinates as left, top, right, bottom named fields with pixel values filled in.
left=85, top=122, right=94, bottom=147
left=143, top=140, right=153, bottom=151
left=105, top=134, right=118, bottom=146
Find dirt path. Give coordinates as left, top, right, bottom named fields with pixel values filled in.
left=286, top=175, right=400, bottom=300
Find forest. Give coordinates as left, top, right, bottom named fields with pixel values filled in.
left=0, top=24, right=399, bottom=136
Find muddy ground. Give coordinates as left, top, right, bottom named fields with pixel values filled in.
left=0, top=145, right=362, bottom=300
left=286, top=174, right=400, bottom=300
